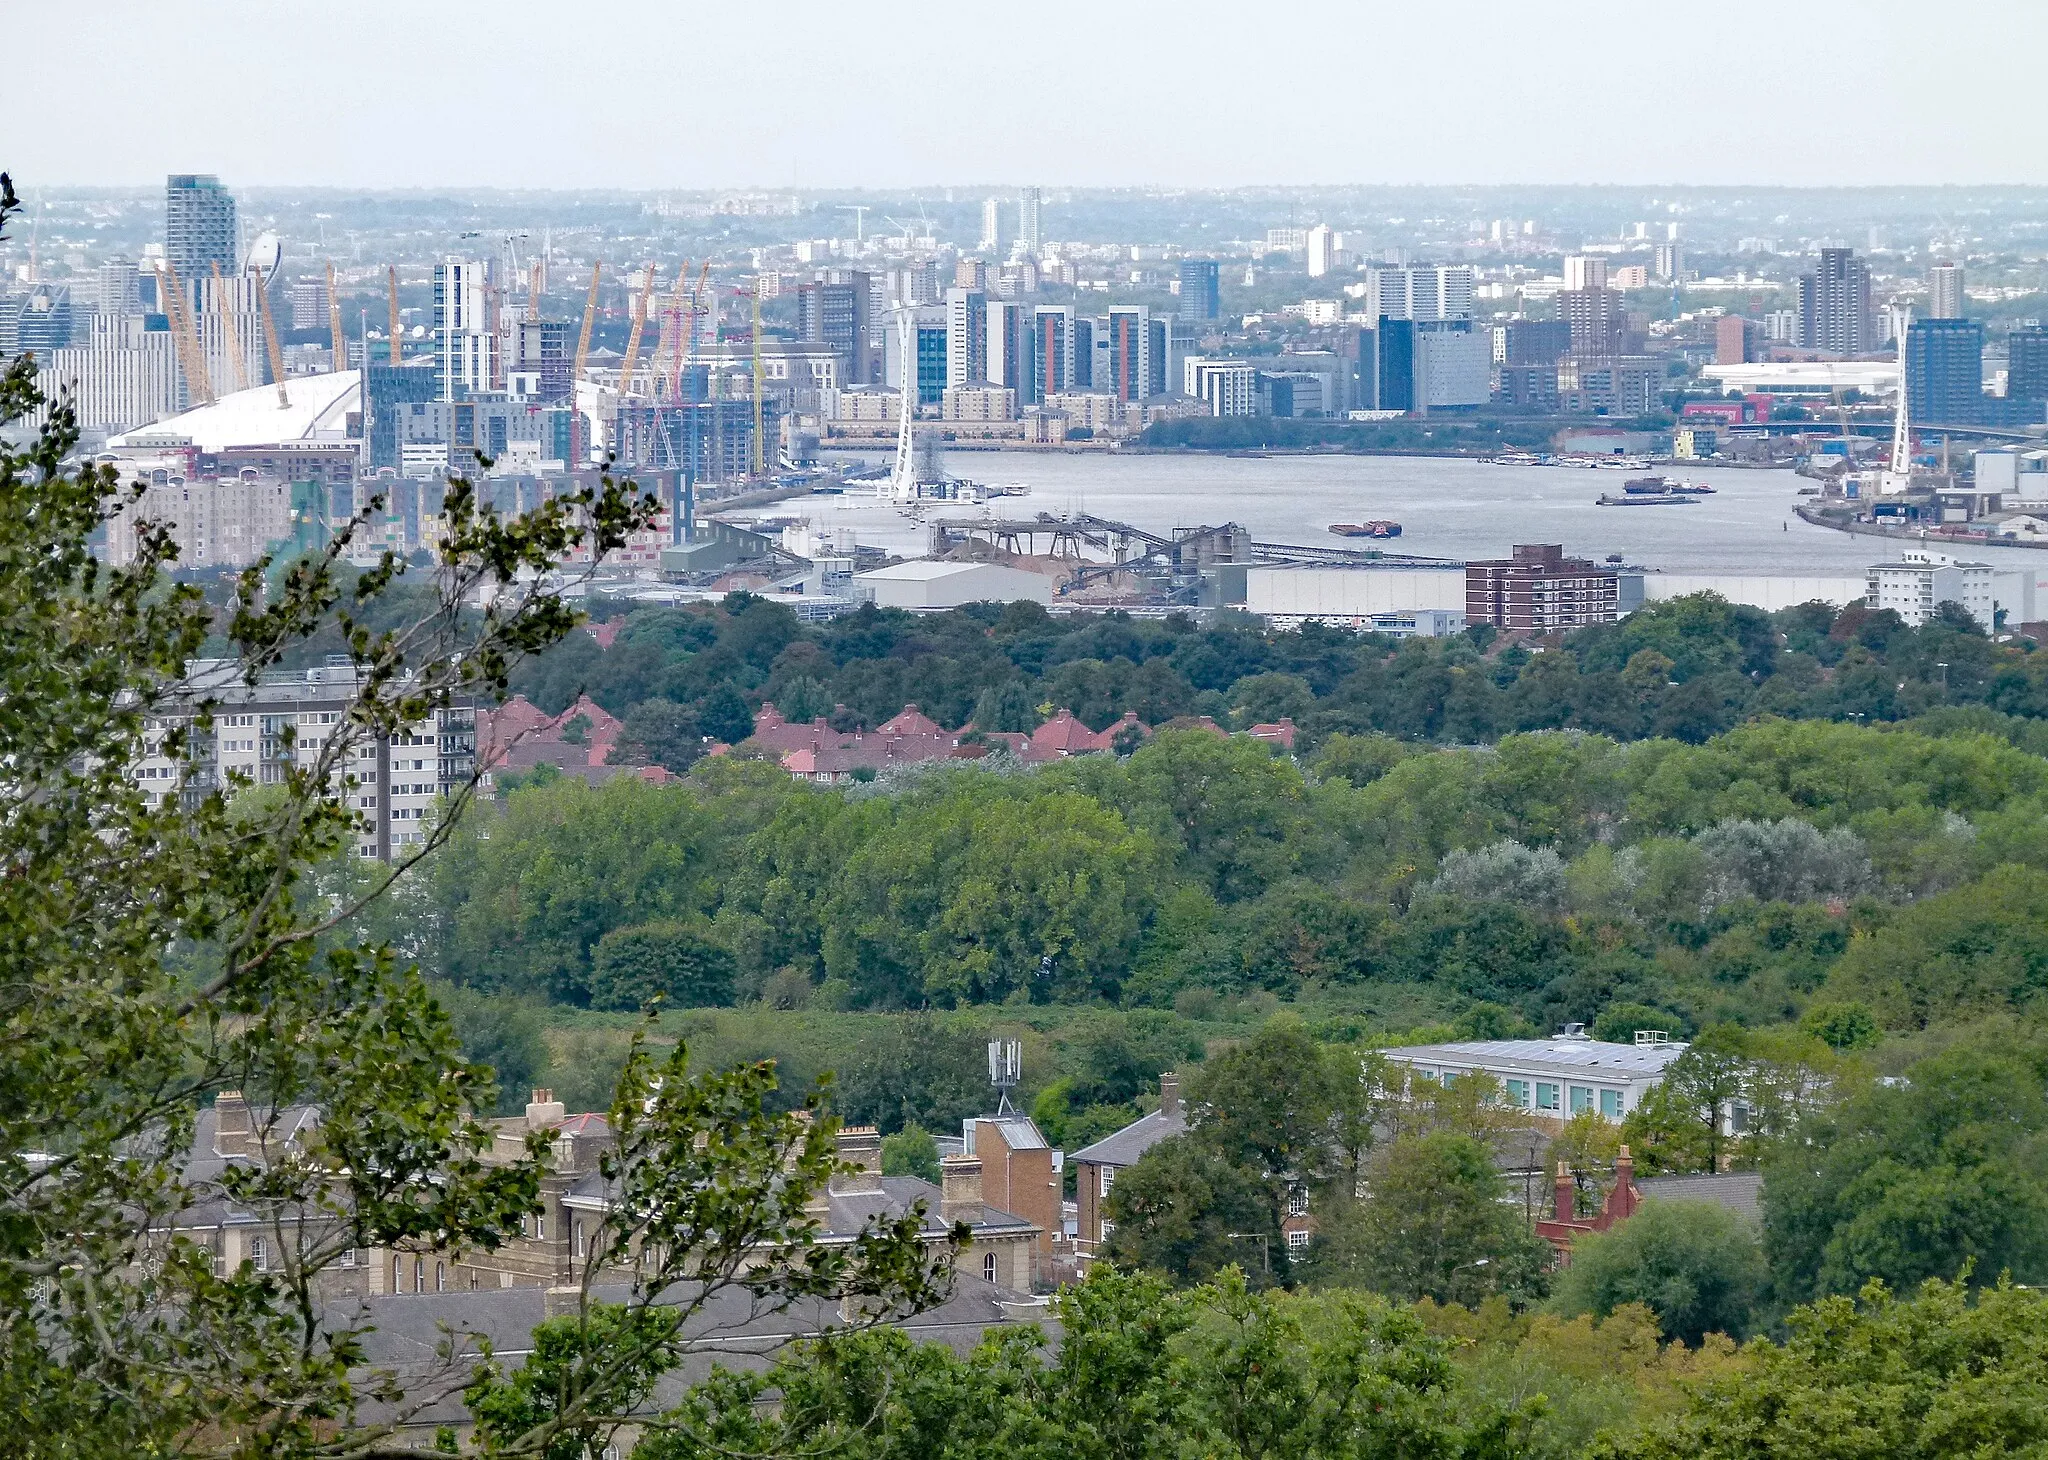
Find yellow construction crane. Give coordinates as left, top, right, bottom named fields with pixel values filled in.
left=649, top=260, right=690, bottom=394
left=571, top=260, right=603, bottom=387
left=386, top=265, right=403, bottom=366
left=325, top=262, right=346, bottom=374
left=209, top=260, right=249, bottom=392
left=253, top=269, right=290, bottom=409
left=157, top=259, right=215, bottom=406
left=748, top=282, right=765, bottom=479
left=618, top=263, right=659, bottom=401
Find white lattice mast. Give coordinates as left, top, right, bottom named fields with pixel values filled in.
left=886, top=308, right=918, bottom=503
left=1883, top=305, right=1913, bottom=494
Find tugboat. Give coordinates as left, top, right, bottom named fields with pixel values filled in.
left=1329, top=520, right=1403, bottom=538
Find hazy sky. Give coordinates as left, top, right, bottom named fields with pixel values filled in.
left=14, top=0, right=2046, bottom=190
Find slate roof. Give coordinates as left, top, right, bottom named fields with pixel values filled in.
left=558, top=1170, right=1037, bottom=1244
left=340, top=1274, right=1044, bottom=1428
left=1068, top=1106, right=1188, bottom=1168
left=1636, top=1170, right=1764, bottom=1223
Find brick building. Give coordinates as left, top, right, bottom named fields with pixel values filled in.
left=1466, top=544, right=1620, bottom=634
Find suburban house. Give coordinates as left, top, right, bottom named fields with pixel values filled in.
left=1538, top=1149, right=1765, bottom=1261
left=1068, top=1074, right=1186, bottom=1257
left=1378, top=1028, right=1688, bottom=1123
left=476, top=694, right=676, bottom=788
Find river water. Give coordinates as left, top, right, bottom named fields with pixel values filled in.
left=742, top=452, right=2047, bottom=576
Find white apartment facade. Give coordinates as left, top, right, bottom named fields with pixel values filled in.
left=34, top=315, right=181, bottom=433
left=1866, top=549, right=1996, bottom=629
left=132, top=660, right=477, bottom=861
left=1184, top=356, right=1258, bottom=416
left=1365, top=265, right=1475, bottom=323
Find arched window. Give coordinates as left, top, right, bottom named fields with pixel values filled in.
left=435, top=1262, right=446, bottom=1292
left=573, top=1217, right=585, bottom=1261
left=392, top=1255, right=402, bottom=1293
left=414, top=1256, right=425, bottom=1293
left=983, top=1251, right=998, bottom=1285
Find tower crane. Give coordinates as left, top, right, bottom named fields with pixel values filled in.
left=386, top=266, right=403, bottom=365
left=618, top=263, right=659, bottom=400
left=157, top=258, right=215, bottom=406
left=837, top=205, right=870, bottom=245
left=571, top=261, right=603, bottom=386
left=209, top=260, right=249, bottom=392
left=325, top=262, right=346, bottom=375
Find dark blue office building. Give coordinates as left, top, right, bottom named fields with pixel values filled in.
left=2011, top=325, right=2048, bottom=408
left=1905, top=318, right=1984, bottom=426
left=1178, top=259, right=1221, bottom=322
left=365, top=363, right=440, bottom=469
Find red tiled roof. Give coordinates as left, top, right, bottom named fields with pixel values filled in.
left=479, top=694, right=624, bottom=771
left=1029, top=710, right=1107, bottom=755
left=877, top=704, right=949, bottom=738
left=1248, top=717, right=1297, bottom=749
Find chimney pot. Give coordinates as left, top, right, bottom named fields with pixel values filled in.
left=1158, top=1073, right=1180, bottom=1119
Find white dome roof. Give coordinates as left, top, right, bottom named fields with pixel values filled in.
left=109, top=371, right=361, bottom=453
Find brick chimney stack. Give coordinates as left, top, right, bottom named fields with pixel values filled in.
left=940, top=1154, right=983, bottom=1225
left=1159, top=1073, right=1180, bottom=1119
left=1554, top=1160, right=1576, bottom=1222
left=832, top=1125, right=884, bottom=1195
left=213, top=1091, right=252, bottom=1159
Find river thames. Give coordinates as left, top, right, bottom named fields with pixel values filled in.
left=746, top=452, right=2048, bottom=576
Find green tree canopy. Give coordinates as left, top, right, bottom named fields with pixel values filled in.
left=1551, top=1199, right=1767, bottom=1344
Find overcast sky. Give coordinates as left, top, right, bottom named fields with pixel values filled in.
left=13, top=0, right=2045, bottom=190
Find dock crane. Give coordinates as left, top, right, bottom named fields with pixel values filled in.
left=157, top=258, right=215, bottom=406
left=209, top=260, right=249, bottom=392
left=386, top=266, right=403, bottom=365
left=571, top=260, right=603, bottom=387
left=618, top=263, right=659, bottom=400
left=325, top=262, right=346, bottom=374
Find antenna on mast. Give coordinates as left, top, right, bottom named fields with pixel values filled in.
left=988, top=1039, right=1021, bottom=1116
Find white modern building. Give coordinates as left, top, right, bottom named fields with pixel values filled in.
left=1867, top=549, right=1996, bottom=629
left=33, top=315, right=180, bottom=433
left=1247, top=565, right=1466, bottom=627
left=1414, top=321, right=1491, bottom=409
left=433, top=258, right=496, bottom=401
left=1306, top=224, right=1339, bottom=279
left=1699, top=361, right=1899, bottom=398
left=854, top=560, right=1053, bottom=609
left=1364, top=265, right=1475, bottom=322
left=1642, top=575, right=1869, bottom=612
left=1380, top=1030, right=1688, bottom=1122
left=1184, top=356, right=1258, bottom=417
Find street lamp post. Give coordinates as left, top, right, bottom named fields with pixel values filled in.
left=1226, top=1231, right=1271, bottom=1279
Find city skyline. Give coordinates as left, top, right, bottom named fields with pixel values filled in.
left=10, top=0, right=2046, bottom=190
